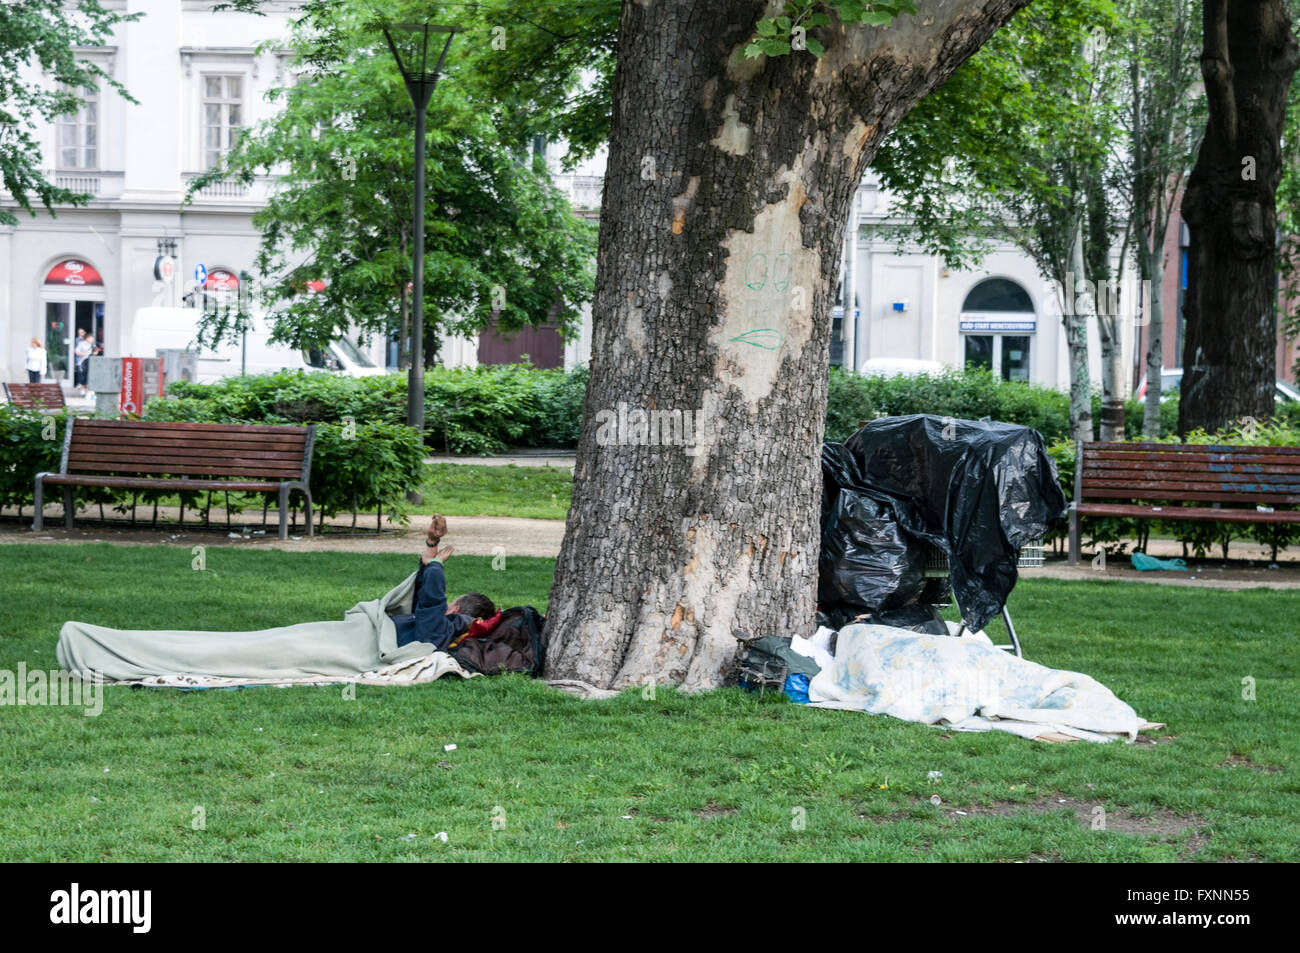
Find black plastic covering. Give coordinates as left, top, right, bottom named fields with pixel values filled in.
left=820, top=415, right=1067, bottom=632
left=819, top=443, right=927, bottom=615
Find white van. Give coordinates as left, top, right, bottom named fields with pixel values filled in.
left=130, top=307, right=385, bottom=383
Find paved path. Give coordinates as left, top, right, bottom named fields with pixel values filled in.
left=0, top=511, right=566, bottom=558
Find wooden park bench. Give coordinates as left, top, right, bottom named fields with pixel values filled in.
left=4, top=381, right=66, bottom=410
left=33, top=419, right=315, bottom=540
left=1068, top=441, right=1300, bottom=563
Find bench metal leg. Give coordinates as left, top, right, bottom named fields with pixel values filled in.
left=278, top=484, right=290, bottom=540
left=1068, top=504, right=1080, bottom=565
left=302, top=490, right=314, bottom=538
left=63, top=487, right=75, bottom=530
left=33, top=477, right=44, bottom=530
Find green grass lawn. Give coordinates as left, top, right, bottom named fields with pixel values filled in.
left=81, top=463, right=574, bottom=526
left=0, top=543, right=1295, bottom=861
left=415, top=463, right=572, bottom=519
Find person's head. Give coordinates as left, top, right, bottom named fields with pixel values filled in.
left=449, top=592, right=495, bottom=620
left=30, top=338, right=41, bottom=349
left=77, top=328, right=88, bottom=338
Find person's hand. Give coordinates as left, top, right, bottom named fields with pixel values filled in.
left=421, top=544, right=454, bottom=565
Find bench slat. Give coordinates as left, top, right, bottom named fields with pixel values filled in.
left=41, top=474, right=283, bottom=492
left=1076, top=502, right=1300, bottom=523
left=1083, top=458, right=1300, bottom=476
left=1082, top=470, right=1300, bottom=491
left=74, top=419, right=307, bottom=435
left=1089, top=454, right=1300, bottom=470
left=1081, top=485, right=1300, bottom=504
left=62, top=462, right=308, bottom=479
left=1088, top=441, right=1300, bottom=456
left=73, top=434, right=309, bottom=452
left=71, top=444, right=304, bottom=462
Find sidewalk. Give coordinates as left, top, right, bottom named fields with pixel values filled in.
left=1, top=511, right=566, bottom=558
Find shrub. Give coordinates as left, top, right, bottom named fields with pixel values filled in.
left=825, top=366, right=1072, bottom=443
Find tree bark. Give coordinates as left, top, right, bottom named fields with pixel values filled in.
left=543, top=0, right=1032, bottom=692
left=1064, top=223, right=1095, bottom=444
left=1179, top=0, right=1298, bottom=435
left=1142, top=243, right=1166, bottom=436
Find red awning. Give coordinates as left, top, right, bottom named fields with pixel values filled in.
left=204, top=269, right=240, bottom=291
left=44, top=259, right=104, bottom=287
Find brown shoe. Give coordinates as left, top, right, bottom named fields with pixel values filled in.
left=426, top=514, right=447, bottom=547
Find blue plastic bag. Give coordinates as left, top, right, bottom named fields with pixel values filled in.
left=784, top=673, right=811, bottom=704
left=1130, top=551, right=1188, bottom=571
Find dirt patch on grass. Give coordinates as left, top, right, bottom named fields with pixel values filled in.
left=1220, top=753, right=1281, bottom=774
left=939, top=794, right=1206, bottom=851
left=693, top=801, right=738, bottom=819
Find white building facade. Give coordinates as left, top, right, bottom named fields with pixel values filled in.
left=0, top=0, right=312, bottom=383
left=446, top=166, right=1120, bottom=393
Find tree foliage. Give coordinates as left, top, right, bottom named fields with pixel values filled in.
left=190, top=0, right=597, bottom=356
left=0, top=0, right=137, bottom=226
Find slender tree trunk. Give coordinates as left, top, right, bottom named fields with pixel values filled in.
left=1064, top=223, right=1095, bottom=444
left=543, top=0, right=1032, bottom=692
left=1179, top=0, right=1298, bottom=435
left=1142, top=244, right=1166, bottom=436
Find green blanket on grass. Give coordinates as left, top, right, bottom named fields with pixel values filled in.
left=57, top=570, right=430, bottom=683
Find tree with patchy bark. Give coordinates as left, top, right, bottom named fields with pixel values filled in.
left=1179, top=0, right=1299, bottom=434
left=541, top=0, right=1031, bottom=692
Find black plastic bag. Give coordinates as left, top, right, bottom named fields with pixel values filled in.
left=842, top=414, right=1067, bottom=632
left=818, top=444, right=927, bottom=614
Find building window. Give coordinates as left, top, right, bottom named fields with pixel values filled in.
left=202, top=74, right=243, bottom=168
left=57, top=86, right=98, bottom=170
left=964, top=333, right=1031, bottom=381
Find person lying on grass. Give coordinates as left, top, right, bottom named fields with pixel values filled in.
left=390, top=514, right=497, bottom=651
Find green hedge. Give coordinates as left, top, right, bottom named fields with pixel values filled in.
left=159, top=364, right=1287, bottom=454
left=826, top=366, right=1075, bottom=443
left=1048, top=418, right=1300, bottom=560
left=0, top=403, right=425, bottom=528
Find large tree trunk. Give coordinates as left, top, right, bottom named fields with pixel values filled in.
left=1179, top=0, right=1298, bottom=435
left=543, top=0, right=1031, bottom=692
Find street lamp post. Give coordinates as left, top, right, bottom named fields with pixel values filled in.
left=378, top=21, right=460, bottom=436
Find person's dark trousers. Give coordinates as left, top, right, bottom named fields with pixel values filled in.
left=392, top=558, right=469, bottom=650
left=74, top=362, right=86, bottom=388
left=27, top=370, right=41, bottom=383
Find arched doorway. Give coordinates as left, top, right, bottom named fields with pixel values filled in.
left=959, top=277, right=1036, bottom=382
left=41, top=258, right=106, bottom=383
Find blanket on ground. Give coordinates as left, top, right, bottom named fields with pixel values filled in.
left=56, top=570, right=463, bottom=684
left=808, top=624, right=1146, bottom=743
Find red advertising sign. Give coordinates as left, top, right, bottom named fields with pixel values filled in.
left=44, top=259, right=105, bottom=286
left=120, top=357, right=143, bottom=416
left=204, top=269, right=239, bottom=291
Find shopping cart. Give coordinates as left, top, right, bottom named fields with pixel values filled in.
left=920, top=539, right=1044, bottom=658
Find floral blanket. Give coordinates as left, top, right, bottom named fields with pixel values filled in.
left=808, top=624, right=1149, bottom=743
